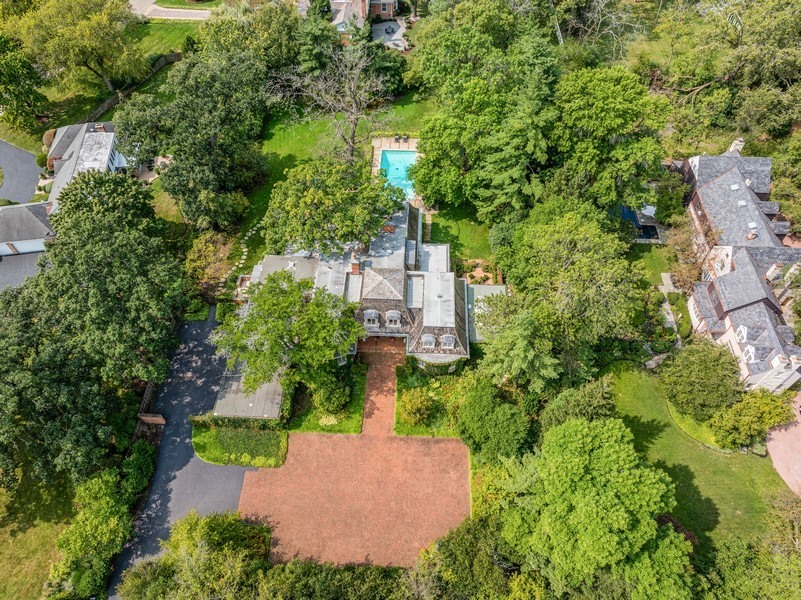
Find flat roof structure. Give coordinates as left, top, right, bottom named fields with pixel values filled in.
left=213, top=368, right=283, bottom=419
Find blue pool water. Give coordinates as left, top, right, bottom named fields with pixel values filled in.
left=380, top=150, right=417, bottom=199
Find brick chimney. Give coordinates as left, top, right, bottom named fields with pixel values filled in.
left=350, top=251, right=361, bottom=275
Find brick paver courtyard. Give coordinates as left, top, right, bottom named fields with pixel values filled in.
left=238, top=338, right=470, bottom=566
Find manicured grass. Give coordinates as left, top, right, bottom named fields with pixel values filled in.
left=155, top=0, right=223, bottom=8
left=0, top=476, right=74, bottom=600
left=131, top=20, right=201, bottom=57
left=288, top=364, right=368, bottom=434
left=430, top=204, right=491, bottom=262
left=381, top=92, right=437, bottom=135
left=628, top=243, right=675, bottom=287
left=609, top=362, right=788, bottom=553
left=394, top=367, right=460, bottom=437
left=667, top=400, right=721, bottom=449
left=192, top=423, right=287, bottom=468
left=101, top=65, right=176, bottom=122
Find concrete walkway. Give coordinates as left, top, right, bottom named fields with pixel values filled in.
left=130, top=0, right=212, bottom=20
left=0, top=140, right=40, bottom=203
left=767, top=393, right=801, bottom=495
left=108, top=308, right=246, bottom=597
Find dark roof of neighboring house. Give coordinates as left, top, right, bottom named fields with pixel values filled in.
left=696, top=167, right=780, bottom=247
left=0, top=251, right=42, bottom=291
left=692, top=154, right=773, bottom=196
left=714, top=249, right=780, bottom=313
left=0, top=203, right=54, bottom=244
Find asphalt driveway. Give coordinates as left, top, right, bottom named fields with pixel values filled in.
left=109, top=308, right=247, bottom=597
left=0, top=140, right=40, bottom=203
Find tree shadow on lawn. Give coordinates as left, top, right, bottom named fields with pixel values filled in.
left=655, top=461, right=720, bottom=555
left=620, top=413, right=667, bottom=456
left=0, top=473, right=74, bottom=537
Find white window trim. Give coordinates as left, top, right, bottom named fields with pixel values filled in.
left=440, top=335, right=455, bottom=349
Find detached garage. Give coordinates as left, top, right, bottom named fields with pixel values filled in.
left=0, top=203, right=54, bottom=256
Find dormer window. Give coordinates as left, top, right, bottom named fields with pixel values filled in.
left=440, top=334, right=455, bottom=349
left=386, top=310, right=401, bottom=328
left=742, top=346, right=754, bottom=363
left=736, top=325, right=747, bottom=343
left=364, top=309, right=379, bottom=327
left=422, top=334, right=436, bottom=349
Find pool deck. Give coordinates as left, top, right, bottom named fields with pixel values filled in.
left=372, top=138, right=424, bottom=210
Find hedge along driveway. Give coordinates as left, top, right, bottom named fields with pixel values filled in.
left=109, top=308, right=247, bottom=598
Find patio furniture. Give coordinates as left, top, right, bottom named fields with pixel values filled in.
left=402, top=135, right=409, bottom=142
left=394, top=134, right=400, bottom=142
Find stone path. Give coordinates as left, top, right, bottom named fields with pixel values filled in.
left=129, top=0, right=211, bottom=20
left=767, top=393, right=801, bottom=495
left=238, top=339, right=471, bottom=566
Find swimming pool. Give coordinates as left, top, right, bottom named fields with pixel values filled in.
left=380, top=149, right=417, bottom=199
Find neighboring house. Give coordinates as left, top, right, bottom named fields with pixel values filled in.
left=46, top=122, right=127, bottom=208
left=0, top=202, right=55, bottom=256
left=680, top=149, right=801, bottom=392
left=0, top=202, right=54, bottom=291
left=328, top=0, right=398, bottom=31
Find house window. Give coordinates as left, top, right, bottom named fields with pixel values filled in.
left=736, top=325, right=747, bottom=343
left=440, top=334, right=455, bottom=349
left=701, top=267, right=712, bottom=281
left=364, top=309, right=379, bottom=327
left=381, top=2, right=387, bottom=11
left=422, top=334, right=436, bottom=349
left=709, top=289, right=720, bottom=307
left=386, top=310, right=401, bottom=328
left=742, top=346, right=754, bottom=363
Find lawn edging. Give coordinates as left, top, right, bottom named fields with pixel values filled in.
left=665, top=400, right=731, bottom=453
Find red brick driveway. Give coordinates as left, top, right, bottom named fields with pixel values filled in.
left=238, top=339, right=470, bottom=566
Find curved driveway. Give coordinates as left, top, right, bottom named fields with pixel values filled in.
left=129, top=0, right=212, bottom=20
left=109, top=309, right=246, bottom=597
left=0, top=140, right=40, bottom=203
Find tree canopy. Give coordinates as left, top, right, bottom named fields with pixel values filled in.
left=265, top=157, right=405, bottom=254
left=498, top=419, right=692, bottom=597
left=212, top=270, right=364, bottom=392
left=0, top=33, right=44, bottom=125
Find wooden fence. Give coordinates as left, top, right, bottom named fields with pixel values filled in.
left=86, top=52, right=182, bottom=122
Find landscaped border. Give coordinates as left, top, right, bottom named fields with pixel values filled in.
left=191, top=420, right=288, bottom=468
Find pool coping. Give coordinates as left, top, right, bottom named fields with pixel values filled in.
left=371, top=137, right=423, bottom=209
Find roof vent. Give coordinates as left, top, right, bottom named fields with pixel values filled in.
left=747, top=221, right=758, bottom=229
left=730, top=183, right=740, bottom=191
left=745, top=177, right=752, bottom=187
left=738, top=200, right=748, bottom=207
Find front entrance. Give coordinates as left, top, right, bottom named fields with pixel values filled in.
left=357, top=336, right=405, bottom=354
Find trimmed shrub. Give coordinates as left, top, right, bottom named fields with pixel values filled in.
left=120, top=440, right=157, bottom=504
left=35, top=151, right=48, bottom=169
left=184, top=297, right=210, bottom=321
left=400, top=386, right=435, bottom=425
left=667, top=291, right=681, bottom=305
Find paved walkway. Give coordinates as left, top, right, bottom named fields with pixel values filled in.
left=109, top=309, right=246, bottom=597
left=767, top=393, right=801, bottom=495
left=129, top=0, right=212, bottom=20
left=238, top=340, right=470, bottom=566
left=0, top=140, right=40, bottom=203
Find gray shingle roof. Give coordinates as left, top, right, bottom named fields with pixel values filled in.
left=0, top=203, right=54, bottom=244
left=0, top=251, right=42, bottom=291
left=694, top=155, right=773, bottom=196
left=714, top=249, right=780, bottom=313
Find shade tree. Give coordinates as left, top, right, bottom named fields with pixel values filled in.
left=0, top=33, right=45, bottom=125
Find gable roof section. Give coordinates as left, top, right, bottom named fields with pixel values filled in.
left=0, top=203, right=55, bottom=244
left=693, top=155, right=773, bottom=196
left=714, top=248, right=780, bottom=313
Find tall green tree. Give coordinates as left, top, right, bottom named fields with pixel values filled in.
left=265, top=157, right=405, bottom=254
left=12, top=0, right=147, bottom=91
left=659, top=340, right=743, bottom=422
left=498, top=419, right=692, bottom=597
left=709, top=389, right=794, bottom=450
left=0, top=34, right=45, bottom=126
left=212, top=271, right=364, bottom=392
left=115, top=49, right=268, bottom=227
left=550, top=66, right=668, bottom=210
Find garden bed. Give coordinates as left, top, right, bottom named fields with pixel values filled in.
left=192, top=423, right=287, bottom=468
left=288, top=364, right=368, bottom=434
left=394, top=366, right=460, bottom=437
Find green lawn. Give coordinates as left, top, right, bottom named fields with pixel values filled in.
left=609, top=362, right=788, bottom=553
left=0, top=476, right=74, bottom=600
left=430, top=204, right=492, bottom=262
left=394, top=367, right=461, bottom=437
left=288, top=364, right=368, bottom=434
left=192, top=423, right=287, bottom=468
left=155, top=0, right=223, bottom=8
left=628, top=243, right=675, bottom=287
left=131, top=20, right=201, bottom=57
left=0, top=21, right=198, bottom=152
